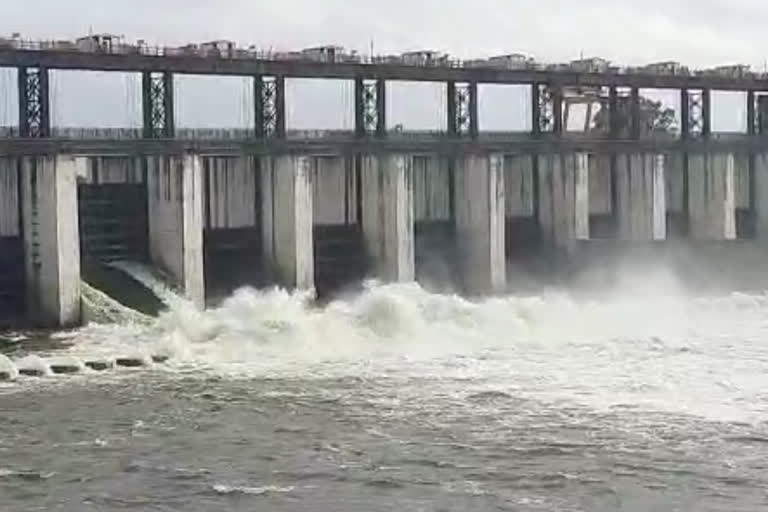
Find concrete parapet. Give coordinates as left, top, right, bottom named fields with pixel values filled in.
left=454, top=154, right=506, bottom=294
left=20, top=155, right=81, bottom=326
left=361, top=154, right=415, bottom=282
left=688, top=153, right=736, bottom=240
left=260, top=155, right=314, bottom=290
left=147, top=154, right=205, bottom=307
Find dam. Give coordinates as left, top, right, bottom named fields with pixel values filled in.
left=2, top=40, right=768, bottom=327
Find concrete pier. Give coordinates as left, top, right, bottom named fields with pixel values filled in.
left=504, top=154, right=535, bottom=218
left=0, top=158, right=19, bottom=237
left=412, top=156, right=451, bottom=222
left=312, top=156, right=357, bottom=225
left=537, top=153, right=590, bottom=249
left=361, top=154, right=415, bottom=282
left=615, top=154, right=666, bottom=241
left=205, top=156, right=258, bottom=229
left=20, top=156, right=82, bottom=326
left=454, top=154, right=506, bottom=294
left=688, top=153, right=737, bottom=240
left=147, top=154, right=205, bottom=306
left=754, top=153, right=768, bottom=239
left=261, top=155, right=314, bottom=290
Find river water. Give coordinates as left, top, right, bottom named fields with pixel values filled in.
left=1, top=272, right=768, bottom=511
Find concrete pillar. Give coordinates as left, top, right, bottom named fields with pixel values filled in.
left=412, top=156, right=451, bottom=221
left=615, top=153, right=666, bottom=240
left=454, top=154, right=506, bottom=294
left=312, top=156, right=357, bottom=225
left=147, top=154, right=205, bottom=307
left=588, top=154, right=612, bottom=217
left=260, top=155, right=314, bottom=290
left=205, top=156, right=257, bottom=229
left=361, top=154, right=415, bottom=282
left=688, top=153, right=737, bottom=240
left=665, top=153, right=685, bottom=215
left=538, top=153, right=590, bottom=248
left=20, top=155, right=81, bottom=327
left=0, top=157, right=19, bottom=237
left=753, top=153, right=768, bottom=239
left=504, top=154, right=535, bottom=218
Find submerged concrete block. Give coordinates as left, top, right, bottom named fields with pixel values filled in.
left=21, top=155, right=81, bottom=327
left=361, top=154, right=415, bottom=282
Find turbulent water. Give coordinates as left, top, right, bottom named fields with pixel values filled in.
left=2, top=268, right=768, bottom=511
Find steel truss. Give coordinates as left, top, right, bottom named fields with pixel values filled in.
left=142, top=71, right=174, bottom=138
left=18, top=67, right=50, bottom=138
left=255, top=75, right=285, bottom=138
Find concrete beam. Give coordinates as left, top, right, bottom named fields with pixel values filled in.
left=20, top=155, right=81, bottom=327
left=147, top=154, right=205, bottom=306
left=454, top=154, right=506, bottom=294
left=361, top=154, right=415, bottom=282
left=6, top=48, right=768, bottom=90
left=260, top=155, right=314, bottom=290
left=688, top=153, right=736, bottom=240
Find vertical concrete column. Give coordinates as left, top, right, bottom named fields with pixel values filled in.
left=412, top=155, right=451, bottom=221
left=260, top=155, right=314, bottom=290
left=688, top=153, right=737, bottom=240
left=313, top=156, right=357, bottom=225
left=20, top=155, right=81, bottom=327
left=537, top=153, right=590, bottom=249
left=205, top=156, right=258, bottom=229
left=753, top=153, right=768, bottom=239
left=147, top=154, right=205, bottom=307
left=454, top=154, right=506, bottom=294
left=615, top=154, right=666, bottom=240
left=504, top=154, right=535, bottom=218
left=0, top=157, right=20, bottom=237
left=361, top=154, right=415, bottom=282
left=588, top=154, right=612, bottom=218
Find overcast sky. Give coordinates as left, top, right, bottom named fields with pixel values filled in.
left=0, top=0, right=761, bottom=130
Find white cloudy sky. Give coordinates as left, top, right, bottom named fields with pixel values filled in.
left=0, top=0, right=761, bottom=130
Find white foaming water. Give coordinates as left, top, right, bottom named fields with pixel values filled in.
left=13, top=263, right=768, bottom=424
